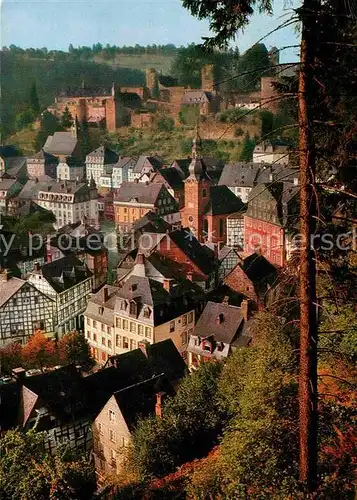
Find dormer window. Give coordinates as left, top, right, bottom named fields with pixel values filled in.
left=215, top=313, right=224, bottom=325
left=130, top=283, right=137, bottom=292
left=129, top=301, right=137, bottom=316
left=98, top=306, right=104, bottom=315
left=217, top=342, right=224, bottom=352
left=143, top=307, right=151, bottom=318
left=120, top=300, right=126, bottom=310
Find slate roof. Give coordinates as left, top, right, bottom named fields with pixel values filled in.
left=86, top=146, right=119, bottom=164
left=181, top=90, right=213, bottom=104
left=255, top=165, right=299, bottom=184
left=28, top=150, right=58, bottom=163
left=168, top=228, right=218, bottom=276
left=0, top=178, right=21, bottom=191
left=18, top=179, right=90, bottom=201
left=0, top=277, right=27, bottom=308
left=240, top=252, right=278, bottom=283
left=113, top=374, right=173, bottom=431
left=37, top=254, right=92, bottom=293
left=218, top=163, right=260, bottom=187
left=105, top=339, right=187, bottom=387
left=84, top=285, right=120, bottom=326
left=131, top=210, right=171, bottom=234
left=114, top=182, right=164, bottom=204
left=158, top=168, right=184, bottom=190
left=43, top=132, right=77, bottom=156
left=194, top=301, right=245, bottom=344
left=4, top=156, right=27, bottom=173
left=115, top=156, right=136, bottom=169
left=204, top=185, right=246, bottom=215
left=0, top=381, right=20, bottom=431
left=133, top=155, right=164, bottom=173
left=170, top=159, right=191, bottom=177
left=22, top=365, right=90, bottom=424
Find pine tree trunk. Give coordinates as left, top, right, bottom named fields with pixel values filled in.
left=298, top=0, right=319, bottom=490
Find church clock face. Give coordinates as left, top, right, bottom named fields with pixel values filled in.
left=188, top=215, right=194, bottom=224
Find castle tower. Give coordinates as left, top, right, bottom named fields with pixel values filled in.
left=145, top=68, right=159, bottom=99
left=180, top=129, right=211, bottom=241
left=201, top=64, right=214, bottom=92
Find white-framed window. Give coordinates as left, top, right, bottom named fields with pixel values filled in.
left=138, top=324, right=144, bottom=336
left=109, top=409, right=116, bottom=423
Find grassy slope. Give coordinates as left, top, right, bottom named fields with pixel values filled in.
left=93, top=53, right=175, bottom=73
left=9, top=124, right=248, bottom=162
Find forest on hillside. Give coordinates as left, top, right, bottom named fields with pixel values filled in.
left=0, top=52, right=145, bottom=138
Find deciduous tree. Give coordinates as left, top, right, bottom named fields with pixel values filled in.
left=22, top=331, right=56, bottom=372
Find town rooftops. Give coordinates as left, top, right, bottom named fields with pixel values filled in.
left=193, top=301, right=250, bottom=346
left=20, top=364, right=90, bottom=425
left=158, top=168, right=184, bottom=190
left=204, top=185, right=246, bottom=216
left=86, top=146, right=119, bottom=164
left=18, top=179, right=91, bottom=200
left=28, top=149, right=58, bottom=163
left=114, top=181, right=166, bottom=204
left=113, top=374, right=173, bottom=431
left=133, top=155, right=164, bottom=173
left=0, top=178, right=22, bottom=192
left=34, top=254, right=92, bottom=293
left=131, top=211, right=171, bottom=234
left=43, top=132, right=78, bottom=156
left=253, top=139, right=290, bottom=154
left=218, top=162, right=261, bottom=187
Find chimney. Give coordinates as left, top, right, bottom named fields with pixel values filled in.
left=1, top=269, right=9, bottom=282
left=155, top=391, right=165, bottom=418
left=33, top=262, right=40, bottom=272
left=136, top=253, right=144, bottom=265
left=241, top=299, right=250, bottom=321
left=12, top=367, right=26, bottom=383
left=163, top=278, right=173, bottom=293
left=138, top=340, right=150, bottom=358
left=102, top=286, right=109, bottom=303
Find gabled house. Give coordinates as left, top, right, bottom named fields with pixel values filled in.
left=150, top=228, right=219, bottom=290
left=26, top=150, right=58, bottom=180
left=244, top=182, right=299, bottom=266
left=48, top=221, right=108, bottom=291
left=92, top=374, right=173, bottom=482
left=218, top=162, right=260, bottom=203
left=43, top=131, right=81, bottom=161
left=224, top=252, right=278, bottom=307
left=28, top=255, right=92, bottom=336
left=253, top=140, right=290, bottom=165
left=85, top=146, right=120, bottom=188
left=0, top=270, right=55, bottom=347
left=187, top=299, right=253, bottom=368
left=84, top=266, right=203, bottom=363
left=16, top=365, right=93, bottom=453
left=113, top=182, right=178, bottom=232
left=128, top=155, right=164, bottom=182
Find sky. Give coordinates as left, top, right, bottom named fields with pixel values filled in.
left=1, top=0, right=299, bottom=62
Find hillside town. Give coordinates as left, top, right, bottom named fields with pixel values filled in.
left=0, top=0, right=356, bottom=496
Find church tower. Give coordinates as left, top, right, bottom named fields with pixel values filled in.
left=180, top=127, right=212, bottom=241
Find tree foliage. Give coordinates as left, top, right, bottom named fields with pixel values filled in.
left=61, top=106, right=73, bottom=128
left=22, top=331, right=56, bottom=371
left=129, top=362, right=224, bottom=478
left=0, top=429, right=95, bottom=499
left=239, top=132, right=256, bottom=161
left=58, top=331, right=93, bottom=367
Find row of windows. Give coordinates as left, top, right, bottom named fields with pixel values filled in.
left=116, top=335, right=137, bottom=350
left=115, top=318, right=152, bottom=338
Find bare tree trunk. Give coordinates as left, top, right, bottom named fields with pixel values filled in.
left=298, top=0, right=319, bottom=490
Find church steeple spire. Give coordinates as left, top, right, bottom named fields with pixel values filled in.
left=191, top=120, right=201, bottom=160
